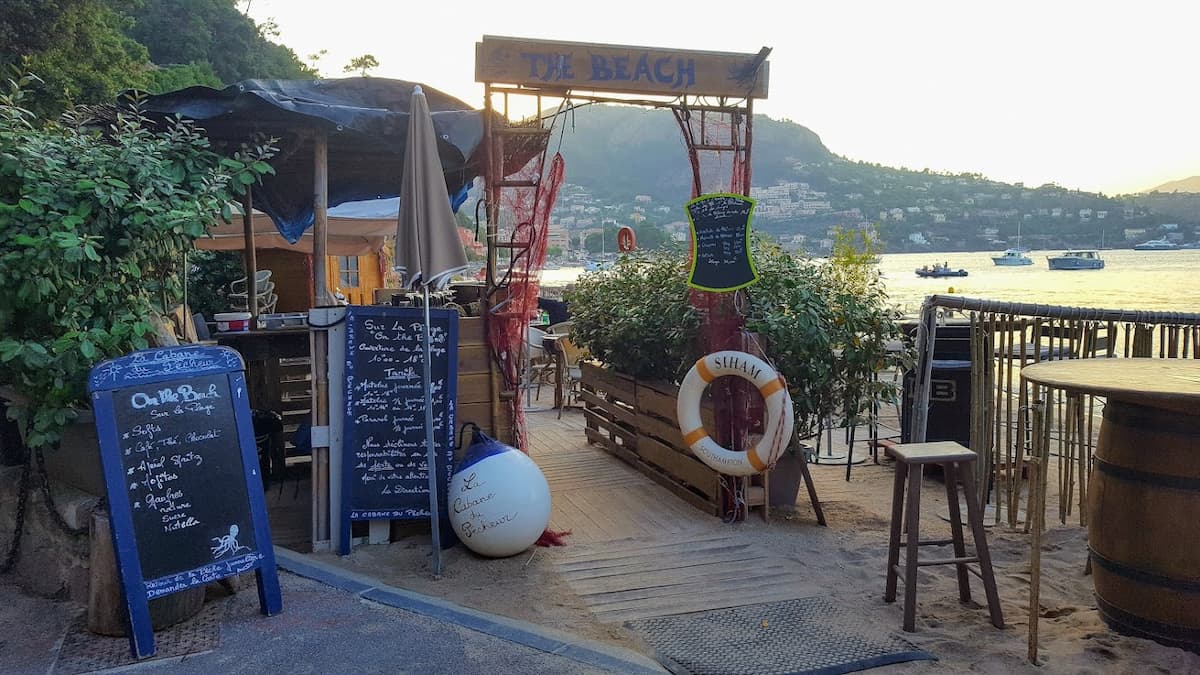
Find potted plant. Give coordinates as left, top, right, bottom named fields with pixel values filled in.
left=565, top=230, right=909, bottom=513
left=566, top=246, right=702, bottom=383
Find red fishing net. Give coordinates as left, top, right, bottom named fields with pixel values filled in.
left=673, top=107, right=761, bottom=521
left=486, top=152, right=565, bottom=447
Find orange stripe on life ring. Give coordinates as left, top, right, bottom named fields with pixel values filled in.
left=682, top=427, right=709, bottom=446
left=747, top=447, right=768, bottom=472
left=758, top=378, right=784, bottom=398
left=695, top=358, right=715, bottom=383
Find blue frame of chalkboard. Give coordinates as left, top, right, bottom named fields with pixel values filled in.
left=340, top=305, right=459, bottom=555
left=685, top=192, right=760, bottom=292
left=89, top=345, right=282, bottom=659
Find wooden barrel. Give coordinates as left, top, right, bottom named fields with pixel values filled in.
left=1088, top=399, right=1200, bottom=652
left=88, top=511, right=205, bottom=636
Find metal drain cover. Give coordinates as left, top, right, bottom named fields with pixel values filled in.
left=626, top=597, right=934, bottom=675
left=54, top=599, right=225, bottom=674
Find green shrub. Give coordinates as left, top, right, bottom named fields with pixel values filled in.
left=0, top=74, right=275, bottom=450
left=745, top=231, right=909, bottom=439
left=565, top=247, right=702, bottom=382
left=566, top=227, right=910, bottom=442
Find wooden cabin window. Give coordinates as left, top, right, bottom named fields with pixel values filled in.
left=338, top=256, right=360, bottom=288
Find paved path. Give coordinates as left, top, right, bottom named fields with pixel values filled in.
left=0, top=549, right=664, bottom=675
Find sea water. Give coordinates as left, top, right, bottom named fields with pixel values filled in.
left=541, top=249, right=1200, bottom=316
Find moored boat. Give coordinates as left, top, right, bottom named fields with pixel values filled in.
left=915, top=263, right=968, bottom=278
left=1133, top=237, right=1179, bottom=251
left=991, top=248, right=1033, bottom=266
left=1047, top=249, right=1104, bottom=270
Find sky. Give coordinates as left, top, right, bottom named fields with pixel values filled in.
left=244, top=0, right=1199, bottom=196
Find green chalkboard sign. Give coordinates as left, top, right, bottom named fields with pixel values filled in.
left=685, top=193, right=758, bottom=292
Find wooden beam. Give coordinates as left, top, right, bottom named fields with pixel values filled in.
left=476, top=35, right=769, bottom=99
left=313, top=132, right=331, bottom=307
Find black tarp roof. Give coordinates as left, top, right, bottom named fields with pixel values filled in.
left=137, top=78, right=487, bottom=243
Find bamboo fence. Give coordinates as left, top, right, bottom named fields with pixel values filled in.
left=906, top=295, right=1200, bottom=663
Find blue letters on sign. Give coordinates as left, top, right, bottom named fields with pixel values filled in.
left=519, top=50, right=696, bottom=89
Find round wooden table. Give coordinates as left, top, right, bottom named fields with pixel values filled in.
left=1021, top=357, right=1200, bottom=651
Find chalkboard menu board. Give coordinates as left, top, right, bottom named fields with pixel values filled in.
left=89, top=345, right=280, bottom=658
left=341, top=306, right=458, bottom=553
left=685, top=193, right=759, bottom=292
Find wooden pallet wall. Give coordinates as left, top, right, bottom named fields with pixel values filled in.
left=580, top=362, right=728, bottom=517
left=455, top=317, right=513, bottom=454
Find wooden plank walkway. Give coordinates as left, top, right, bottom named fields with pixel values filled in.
left=552, top=533, right=819, bottom=624
left=526, top=405, right=819, bottom=624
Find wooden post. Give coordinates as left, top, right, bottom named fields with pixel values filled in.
left=909, top=299, right=938, bottom=443
left=241, top=189, right=259, bottom=317
left=1027, top=396, right=1050, bottom=664
left=313, top=132, right=331, bottom=306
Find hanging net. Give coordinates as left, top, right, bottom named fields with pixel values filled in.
left=487, top=152, right=565, bottom=453
left=672, top=107, right=762, bottom=521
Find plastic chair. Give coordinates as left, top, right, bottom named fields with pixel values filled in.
left=548, top=320, right=574, bottom=336
left=524, top=326, right=555, bottom=404
left=259, top=292, right=278, bottom=314
left=556, top=336, right=589, bottom=419
left=229, top=270, right=272, bottom=298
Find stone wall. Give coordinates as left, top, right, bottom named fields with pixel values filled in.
left=0, top=465, right=99, bottom=601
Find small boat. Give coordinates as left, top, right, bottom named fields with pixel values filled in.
left=583, top=259, right=613, bottom=272
left=992, top=223, right=1032, bottom=265
left=1133, top=237, right=1179, bottom=251
left=1047, top=249, right=1104, bottom=270
left=915, top=263, right=968, bottom=278
left=991, top=248, right=1033, bottom=266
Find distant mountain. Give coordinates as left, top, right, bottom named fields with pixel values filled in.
left=1146, top=176, right=1200, bottom=194
left=546, top=105, right=1198, bottom=252
left=552, top=104, right=832, bottom=204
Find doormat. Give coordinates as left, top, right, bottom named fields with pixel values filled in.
left=626, top=596, right=935, bottom=675
left=53, top=599, right=224, bottom=674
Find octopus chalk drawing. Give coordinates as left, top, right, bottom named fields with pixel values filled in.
left=210, top=524, right=251, bottom=559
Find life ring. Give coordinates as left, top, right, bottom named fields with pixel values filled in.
left=676, top=351, right=794, bottom=476
left=616, top=226, right=636, bottom=252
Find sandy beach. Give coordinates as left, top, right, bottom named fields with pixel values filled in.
left=312, top=398, right=1200, bottom=674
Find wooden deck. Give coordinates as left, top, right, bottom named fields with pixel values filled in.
left=526, top=405, right=825, bottom=624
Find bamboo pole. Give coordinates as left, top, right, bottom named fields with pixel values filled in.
left=241, top=189, right=259, bottom=317
left=909, top=299, right=938, bottom=443
left=924, top=294, right=1200, bottom=326
left=313, top=132, right=331, bottom=306
left=1012, top=317, right=1029, bottom=527
left=1027, top=395, right=1050, bottom=664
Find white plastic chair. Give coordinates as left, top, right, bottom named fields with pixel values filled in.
left=229, top=269, right=272, bottom=298
left=524, top=326, right=555, bottom=405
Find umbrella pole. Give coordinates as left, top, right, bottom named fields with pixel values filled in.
left=422, top=284, right=443, bottom=576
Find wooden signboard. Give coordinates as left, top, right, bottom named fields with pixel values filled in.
left=686, top=193, right=759, bottom=292
left=89, top=345, right=281, bottom=659
left=340, top=306, right=458, bottom=554
left=476, top=35, right=770, bottom=99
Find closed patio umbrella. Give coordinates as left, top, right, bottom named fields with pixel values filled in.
left=396, top=86, right=469, bottom=576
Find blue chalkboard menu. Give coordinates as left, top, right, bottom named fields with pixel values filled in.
left=89, top=345, right=281, bottom=659
left=340, top=306, right=458, bottom=554
left=685, top=193, right=759, bottom=292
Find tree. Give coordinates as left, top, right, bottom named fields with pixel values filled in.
left=129, top=0, right=315, bottom=84
left=1, top=0, right=150, bottom=116
left=343, top=54, right=379, bottom=77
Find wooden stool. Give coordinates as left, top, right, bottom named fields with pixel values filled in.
left=885, top=441, right=1004, bottom=631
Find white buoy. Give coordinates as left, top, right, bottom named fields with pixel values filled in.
left=448, top=430, right=550, bottom=557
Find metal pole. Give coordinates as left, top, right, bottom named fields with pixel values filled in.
left=422, top=285, right=443, bottom=576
